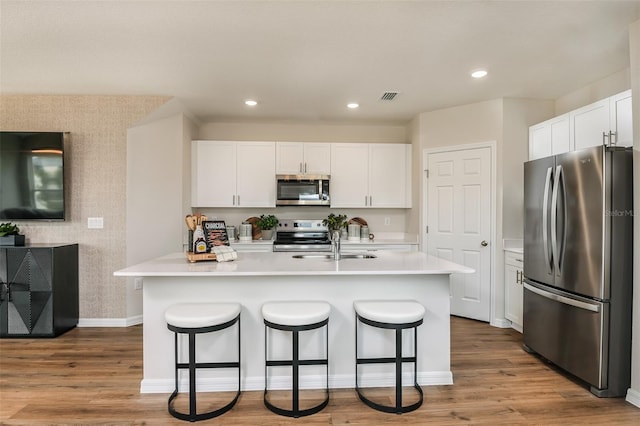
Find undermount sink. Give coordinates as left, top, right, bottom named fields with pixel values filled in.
left=292, top=253, right=377, bottom=260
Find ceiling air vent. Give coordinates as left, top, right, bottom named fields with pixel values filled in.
left=380, top=91, right=399, bottom=101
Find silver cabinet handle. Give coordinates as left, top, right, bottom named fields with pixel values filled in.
left=237, top=195, right=240, bottom=206
left=232, top=195, right=236, bottom=205
left=481, top=240, right=488, bottom=247
left=369, top=196, right=372, bottom=206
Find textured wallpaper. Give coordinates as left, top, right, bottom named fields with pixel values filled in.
left=0, top=95, right=169, bottom=319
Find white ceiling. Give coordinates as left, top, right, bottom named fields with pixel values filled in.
left=1, top=1, right=639, bottom=124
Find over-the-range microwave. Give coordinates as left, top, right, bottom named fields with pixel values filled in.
left=276, top=174, right=330, bottom=206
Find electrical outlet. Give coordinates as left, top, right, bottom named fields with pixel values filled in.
left=87, top=217, right=104, bottom=229
left=134, top=278, right=143, bottom=290
left=384, top=217, right=391, bottom=226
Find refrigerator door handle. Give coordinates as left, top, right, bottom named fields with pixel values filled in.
left=551, top=165, right=564, bottom=274
left=524, top=282, right=601, bottom=313
left=542, top=166, right=553, bottom=273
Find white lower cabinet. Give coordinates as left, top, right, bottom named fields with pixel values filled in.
left=192, top=140, right=276, bottom=208
left=504, top=251, right=524, bottom=332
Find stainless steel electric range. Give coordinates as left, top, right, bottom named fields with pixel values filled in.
left=272, top=219, right=332, bottom=252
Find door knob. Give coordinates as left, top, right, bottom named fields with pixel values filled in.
left=481, top=240, right=488, bottom=247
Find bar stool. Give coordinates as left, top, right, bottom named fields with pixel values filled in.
left=262, top=301, right=330, bottom=418
left=165, top=303, right=241, bottom=422
left=354, top=300, right=425, bottom=414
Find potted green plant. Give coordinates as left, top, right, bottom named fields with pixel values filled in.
left=257, top=214, right=279, bottom=240
left=0, top=222, right=25, bottom=246
left=322, top=213, right=347, bottom=239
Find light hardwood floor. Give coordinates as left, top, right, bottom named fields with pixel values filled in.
left=1, top=316, right=638, bottom=425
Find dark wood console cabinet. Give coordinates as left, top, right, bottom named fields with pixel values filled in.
left=0, top=244, right=78, bottom=337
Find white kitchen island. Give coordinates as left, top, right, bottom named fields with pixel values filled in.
left=114, top=250, right=472, bottom=393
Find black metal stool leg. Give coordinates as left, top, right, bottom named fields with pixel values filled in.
left=354, top=313, right=424, bottom=414
left=167, top=315, right=241, bottom=422
left=395, top=327, right=402, bottom=413
left=264, top=319, right=329, bottom=418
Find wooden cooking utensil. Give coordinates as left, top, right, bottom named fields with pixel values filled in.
left=185, top=215, right=196, bottom=231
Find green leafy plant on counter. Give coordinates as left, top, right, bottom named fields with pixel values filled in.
left=257, top=214, right=279, bottom=230
left=0, top=222, right=20, bottom=237
left=322, top=213, right=347, bottom=232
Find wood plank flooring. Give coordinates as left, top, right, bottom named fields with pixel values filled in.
left=1, top=316, right=638, bottom=425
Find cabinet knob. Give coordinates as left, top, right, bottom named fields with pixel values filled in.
left=481, top=240, right=488, bottom=247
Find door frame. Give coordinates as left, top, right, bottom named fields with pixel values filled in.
left=422, top=141, right=499, bottom=325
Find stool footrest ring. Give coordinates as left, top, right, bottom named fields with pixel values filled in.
left=355, top=384, right=423, bottom=414
left=168, top=388, right=240, bottom=422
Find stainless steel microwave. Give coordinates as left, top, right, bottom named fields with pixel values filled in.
left=276, top=175, right=330, bottom=206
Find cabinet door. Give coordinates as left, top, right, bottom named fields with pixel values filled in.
left=550, top=114, right=571, bottom=155
left=571, top=98, right=610, bottom=151
left=236, top=142, right=276, bottom=207
left=330, top=143, right=368, bottom=207
left=303, top=143, right=331, bottom=175
left=2, top=248, right=54, bottom=336
left=529, top=122, right=552, bottom=160
left=369, top=144, right=410, bottom=207
left=611, top=90, right=633, bottom=147
left=192, top=141, right=236, bottom=207
left=504, top=262, right=523, bottom=331
left=276, top=142, right=304, bottom=174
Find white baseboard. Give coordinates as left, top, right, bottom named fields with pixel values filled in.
left=490, top=318, right=512, bottom=329
left=140, top=371, right=453, bottom=394
left=626, top=387, right=640, bottom=408
left=78, top=315, right=143, bottom=327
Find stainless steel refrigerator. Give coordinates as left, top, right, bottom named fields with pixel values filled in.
left=523, top=145, right=633, bottom=397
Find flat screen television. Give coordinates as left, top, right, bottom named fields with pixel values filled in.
left=0, top=131, right=66, bottom=221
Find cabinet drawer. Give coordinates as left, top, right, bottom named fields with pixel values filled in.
left=504, top=251, right=523, bottom=267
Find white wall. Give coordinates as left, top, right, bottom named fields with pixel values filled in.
left=125, top=112, right=196, bottom=319
left=628, top=18, right=640, bottom=409
left=555, top=68, right=631, bottom=115
left=414, top=97, right=558, bottom=327
left=198, top=120, right=406, bottom=142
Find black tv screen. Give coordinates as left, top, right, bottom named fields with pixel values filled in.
left=0, top=131, right=66, bottom=221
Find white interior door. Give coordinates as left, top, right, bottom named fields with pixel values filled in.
left=425, top=146, right=492, bottom=321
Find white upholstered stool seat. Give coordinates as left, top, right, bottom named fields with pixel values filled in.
left=262, top=301, right=331, bottom=418
left=262, top=301, right=330, bottom=326
left=165, top=302, right=242, bottom=422
left=353, top=300, right=425, bottom=324
left=354, top=299, right=425, bottom=414
left=165, top=303, right=241, bottom=329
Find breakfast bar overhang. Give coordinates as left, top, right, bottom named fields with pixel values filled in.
left=114, top=250, right=473, bottom=393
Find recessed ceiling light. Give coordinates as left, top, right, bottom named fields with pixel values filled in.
left=245, top=100, right=258, bottom=106
left=347, top=103, right=359, bottom=109
left=471, top=70, right=488, bottom=79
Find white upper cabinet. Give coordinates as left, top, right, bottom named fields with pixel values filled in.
left=276, top=142, right=331, bottom=175
left=528, top=113, right=570, bottom=160
left=192, top=140, right=276, bottom=208
left=530, top=90, right=633, bottom=160
left=610, top=90, right=633, bottom=147
left=330, top=144, right=369, bottom=207
left=571, top=98, right=611, bottom=151
left=330, top=143, right=411, bottom=208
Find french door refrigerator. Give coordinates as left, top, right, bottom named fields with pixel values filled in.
left=523, top=145, right=633, bottom=397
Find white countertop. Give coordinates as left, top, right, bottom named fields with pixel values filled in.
left=114, top=250, right=473, bottom=277
left=504, top=247, right=523, bottom=254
